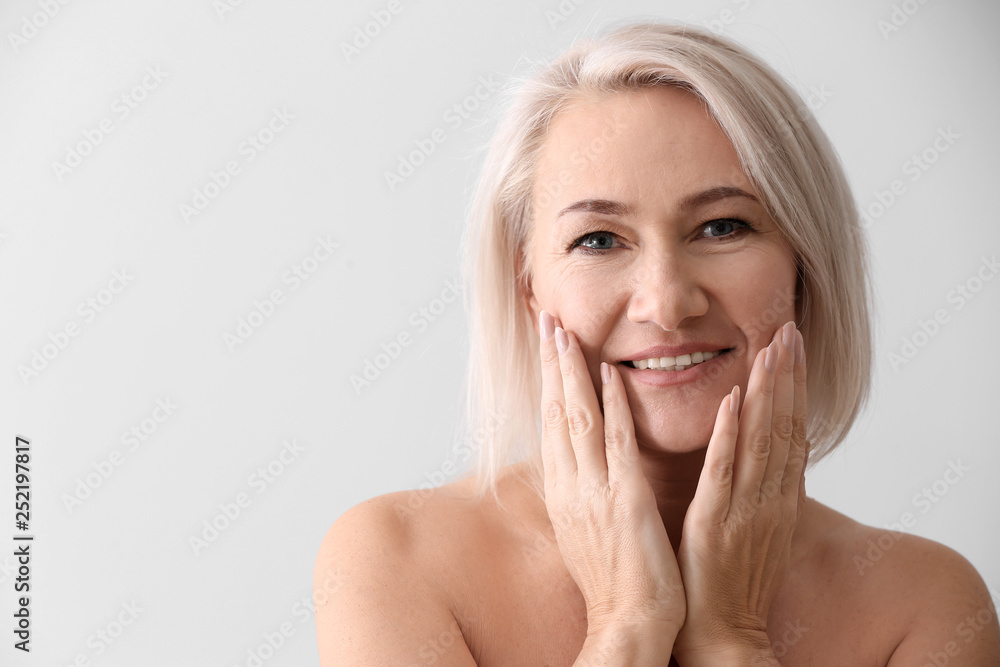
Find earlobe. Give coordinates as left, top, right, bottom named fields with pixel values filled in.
left=524, top=284, right=541, bottom=336
left=516, top=253, right=542, bottom=336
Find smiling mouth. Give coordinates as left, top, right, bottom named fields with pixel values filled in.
left=622, top=348, right=733, bottom=372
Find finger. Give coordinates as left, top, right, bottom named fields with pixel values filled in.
left=783, top=328, right=809, bottom=501
left=539, top=310, right=576, bottom=484
left=601, top=362, right=642, bottom=491
left=555, top=326, right=608, bottom=484
left=762, top=321, right=798, bottom=499
left=689, top=385, right=740, bottom=524
left=731, top=339, right=777, bottom=505
left=798, top=440, right=810, bottom=515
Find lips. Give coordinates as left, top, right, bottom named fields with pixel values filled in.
left=623, top=348, right=733, bottom=370
left=620, top=344, right=734, bottom=364
left=617, top=348, right=733, bottom=387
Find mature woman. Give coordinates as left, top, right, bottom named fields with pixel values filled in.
left=316, top=22, right=999, bottom=665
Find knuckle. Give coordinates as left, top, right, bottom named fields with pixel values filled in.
left=565, top=404, right=595, bottom=437
left=750, top=431, right=771, bottom=458
left=711, top=460, right=734, bottom=485
left=729, top=497, right=757, bottom=526
left=772, top=413, right=794, bottom=440
left=760, top=472, right=782, bottom=500
left=542, top=400, right=566, bottom=432
left=604, top=423, right=629, bottom=450
left=601, top=386, right=619, bottom=408
left=791, top=415, right=808, bottom=439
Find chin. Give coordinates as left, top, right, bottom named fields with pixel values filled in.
left=631, top=419, right=716, bottom=455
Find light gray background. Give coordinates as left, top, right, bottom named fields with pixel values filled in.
left=1, top=0, right=997, bottom=664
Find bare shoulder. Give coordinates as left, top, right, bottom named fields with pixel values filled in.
left=313, top=487, right=479, bottom=666
left=858, top=527, right=1000, bottom=664
left=799, top=499, right=1000, bottom=663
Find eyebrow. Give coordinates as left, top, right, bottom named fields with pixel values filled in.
left=555, top=186, right=759, bottom=219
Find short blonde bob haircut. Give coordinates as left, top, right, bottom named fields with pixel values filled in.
left=458, top=20, right=873, bottom=504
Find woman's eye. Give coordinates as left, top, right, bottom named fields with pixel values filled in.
left=570, top=231, right=619, bottom=254
left=702, top=218, right=754, bottom=239
left=570, top=220, right=755, bottom=254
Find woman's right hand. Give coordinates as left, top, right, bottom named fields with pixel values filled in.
left=537, top=309, right=686, bottom=641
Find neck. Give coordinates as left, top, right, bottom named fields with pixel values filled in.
left=635, top=444, right=707, bottom=554
left=522, top=445, right=708, bottom=555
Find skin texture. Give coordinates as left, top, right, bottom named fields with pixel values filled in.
left=518, top=86, right=810, bottom=660
left=536, top=311, right=806, bottom=662
left=523, top=86, right=799, bottom=554
left=313, top=85, right=1000, bottom=666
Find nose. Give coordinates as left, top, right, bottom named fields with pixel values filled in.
left=625, top=249, right=710, bottom=331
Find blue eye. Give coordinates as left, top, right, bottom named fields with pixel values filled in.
left=702, top=218, right=755, bottom=239
left=568, top=218, right=756, bottom=255
left=569, top=231, right=620, bottom=255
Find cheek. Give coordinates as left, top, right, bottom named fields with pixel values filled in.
left=538, top=262, right=622, bottom=328
left=726, top=251, right=798, bottom=349
left=538, top=268, right=620, bottom=384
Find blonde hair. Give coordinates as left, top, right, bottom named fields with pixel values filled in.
left=457, top=20, right=873, bottom=504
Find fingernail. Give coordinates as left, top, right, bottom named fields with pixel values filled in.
left=601, top=362, right=610, bottom=385
left=540, top=310, right=554, bottom=340
left=729, top=384, right=740, bottom=416
left=795, top=329, right=804, bottom=364
left=782, top=321, right=795, bottom=349
left=764, top=341, right=777, bottom=373
left=555, top=326, right=568, bottom=354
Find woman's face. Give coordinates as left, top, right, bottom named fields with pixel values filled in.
left=524, top=86, right=798, bottom=454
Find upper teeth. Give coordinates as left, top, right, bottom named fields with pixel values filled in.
left=632, top=350, right=723, bottom=371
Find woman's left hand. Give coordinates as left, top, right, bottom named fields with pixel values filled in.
left=672, top=320, right=809, bottom=664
